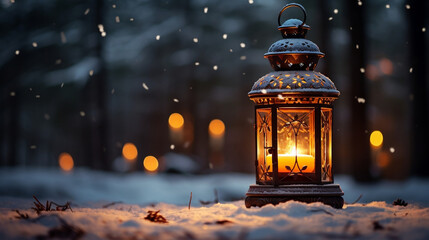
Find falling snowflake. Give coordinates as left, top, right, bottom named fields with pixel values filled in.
left=240, top=43, right=246, bottom=48
left=84, top=8, right=90, bottom=15
left=240, top=56, right=247, bottom=60
left=44, top=114, right=50, bottom=120
left=356, top=44, right=359, bottom=49
left=213, top=65, right=218, bottom=71
left=195, top=62, right=200, bottom=66
left=115, top=16, right=120, bottom=23
left=32, top=42, right=38, bottom=47
left=130, top=18, right=134, bottom=22
left=409, top=67, right=413, bottom=73
left=390, top=147, right=395, bottom=153
left=386, top=4, right=390, bottom=9
left=56, top=59, right=62, bottom=64
left=15, top=50, right=19, bottom=55
left=112, top=4, right=116, bottom=8
left=357, top=0, right=362, bottom=6
left=249, top=0, right=254, bottom=4
left=229, top=49, right=233, bottom=52
left=222, top=34, right=228, bottom=39
left=89, top=70, right=94, bottom=76
left=10, top=92, right=15, bottom=96
left=173, top=98, right=179, bottom=102
left=170, top=144, right=175, bottom=150
left=60, top=32, right=67, bottom=43
left=98, top=24, right=106, bottom=37
left=333, top=9, right=338, bottom=14
left=80, top=111, right=86, bottom=117
left=30, top=145, right=37, bottom=150
left=328, top=17, right=333, bottom=21
left=203, top=7, right=208, bottom=13
left=142, top=83, right=149, bottom=90
left=193, top=38, right=199, bottom=43
left=422, top=27, right=426, bottom=33
left=357, top=97, right=365, bottom=104
left=360, top=68, right=365, bottom=73
left=35, top=95, right=40, bottom=99
left=156, top=35, right=160, bottom=40
left=111, top=88, right=115, bottom=94
left=405, top=4, right=410, bottom=9
left=60, top=83, right=64, bottom=88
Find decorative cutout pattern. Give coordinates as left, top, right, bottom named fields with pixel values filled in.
left=249, top=71, right=339, bottom=96
left=321, top=109, right=332, bottom=182
left=256, top=109, right=273, bottom=184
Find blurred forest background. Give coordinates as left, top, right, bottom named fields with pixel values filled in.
left=0, top=0, right=428, bottom=182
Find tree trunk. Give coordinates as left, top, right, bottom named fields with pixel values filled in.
left=347, top=1, right=373, bottom=182
left=407, top=0, right=429, bottom=176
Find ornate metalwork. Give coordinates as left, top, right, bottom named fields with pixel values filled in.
left=249, top=71, right=339, bottom=98
left=246, top=3, right=343, bottom=207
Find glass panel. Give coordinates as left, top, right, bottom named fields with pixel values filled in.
left=276, top=108, right=316, bottom=183
left=256, top=108, right=272, bottom=184
left=321, top=108, right=333, bottom=182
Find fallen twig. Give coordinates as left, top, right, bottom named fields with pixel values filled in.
left=309, top=208, right=333, bottom=216
left=188, top=192, right=192, bottom=210
left=14, top=210, right=29, bottom=219
left=102, top=201, right=123, bottom=208
left=32, top=195, right=73, bottom=214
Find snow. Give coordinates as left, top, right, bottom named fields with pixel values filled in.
left=1, top=168, right=429, bottom=239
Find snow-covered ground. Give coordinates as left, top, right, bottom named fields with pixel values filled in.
left=1, top=168, right=429, bottom=239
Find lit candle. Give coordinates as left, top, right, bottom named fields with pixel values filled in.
left=266, top=154, right=315, bottom=173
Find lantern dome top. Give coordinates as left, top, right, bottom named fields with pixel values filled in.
left=249, top=3, right=340, bottom=103
left=263, top=3, right=324, bottom=71
left=248, top=71, right=339, bottom=99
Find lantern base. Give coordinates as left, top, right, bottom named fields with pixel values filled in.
left=245, top=184, right=344, bottom=209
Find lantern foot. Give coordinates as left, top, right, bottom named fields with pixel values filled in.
left=245, top=184, right=344, bottom=209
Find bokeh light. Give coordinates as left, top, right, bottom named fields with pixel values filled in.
left=168, top=113, right=184, bottom=129
left=143, top=156, right=159, bottom=172
left=370, top=130, right=383, bottom=148
left=376, top=151, right=391, bottom=168
left=122, top=143, right=138, bottom=161
left=209, top=119, right=225, bottom=136
left=59, top=152, right=74, bottom=171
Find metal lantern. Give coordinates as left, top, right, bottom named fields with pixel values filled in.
left=245, top=3, right=344, bottom=209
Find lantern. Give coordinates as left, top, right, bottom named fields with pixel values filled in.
left=245, top=3, right=344, bottom=208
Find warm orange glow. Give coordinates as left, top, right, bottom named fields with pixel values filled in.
left=122, top=143, right=138, bottom=161
left=59, top=152, right=74, bottom=171
left=370, top=130, right=383, bottom=148
left=209, top=119, right=225, bottom=136
left=266, top=154, right=315, bottom=173
left=143, top=156, right=159, bottom=172
left=376, top=152, right=390, bottom=168
left=379, top=58, right=393, bottom=75
left=168, top=113, right=184, bottom=129
left=366, top=64, right=379, bottom=81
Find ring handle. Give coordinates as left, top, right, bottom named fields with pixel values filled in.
left=278, top=3, right=307, bottom=27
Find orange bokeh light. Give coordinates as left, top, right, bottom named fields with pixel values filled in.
left=168, top=113, right=184, bottom=129
left=370, top=130, right=383, bottom=148
left=59, top=152, right=74, bottom=172
left=143, top=156, right=159, bottom=172
left=209, top=119, right=225, bottom=136
left=376, top=151, right=391, bottom=168
left=379, top=58, right=393, bottom=75
left=122, top=143, right=138, bottom=161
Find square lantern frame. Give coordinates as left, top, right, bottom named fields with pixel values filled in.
left=254, top=104, right=333, bottom=186
left=244, top=3, right=344, bottom=209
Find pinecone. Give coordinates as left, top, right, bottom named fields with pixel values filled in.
left=393, top=198, right=408, bottom=207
